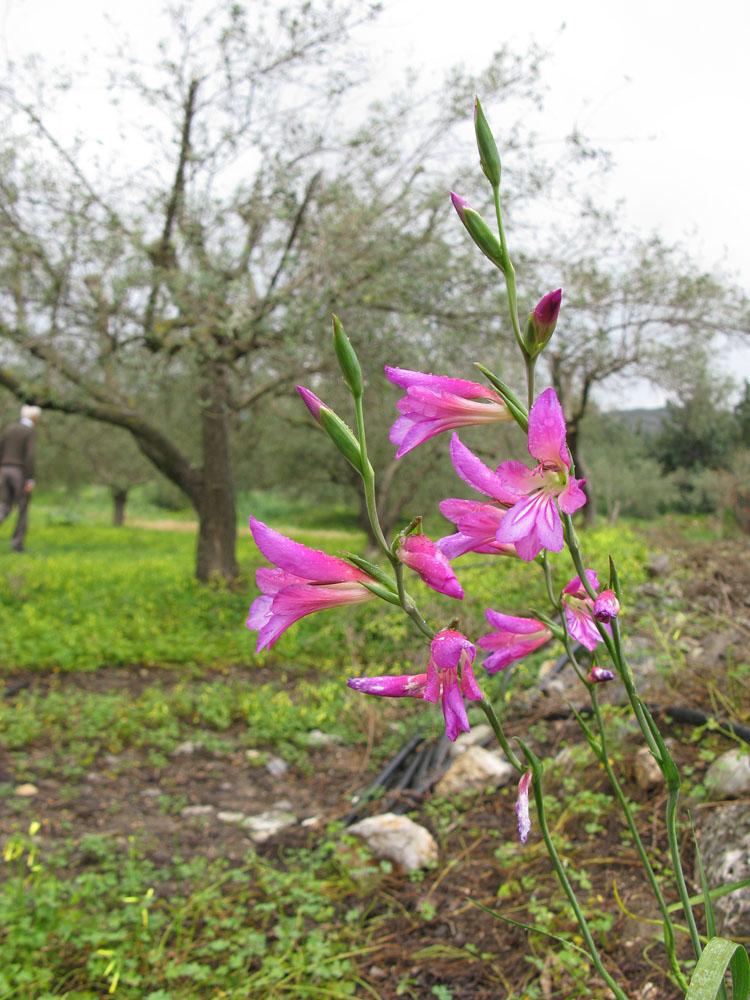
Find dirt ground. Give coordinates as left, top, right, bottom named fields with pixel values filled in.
left=2, top=527, right=749, bottom=998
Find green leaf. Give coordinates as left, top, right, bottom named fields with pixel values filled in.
left=685, top=938, right=749, bottom=999
left=666, top=878, right=750, bottom=913
left=471, top=901, right=591, bottom=959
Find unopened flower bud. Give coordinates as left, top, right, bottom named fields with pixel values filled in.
left=332, top=315, right=363, bottom=398
left=296, top=385, right=324, bottom=421
left=319, top=407, right=363, bottom=473
left=450, top=192, right=506, bottom=270
left=297, top=385, right=363, bottom=473
left=588, top=666, right=615, bottom=684
left=523, top=289, right=562, bottom=358
left=593, top=589, right=620, bottom=623
left=474, top=97, right=501, bottom=189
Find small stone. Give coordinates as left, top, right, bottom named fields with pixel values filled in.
left=220, top=781, right=233, bottom=791
left=141, top=787, right=162, bottom=798
left=368, top=965, right=387, bottom=979
left=640, top=983, right=659, bottom=1000
left=634, top=748, right=662, bottom=791
left=265, top=756, right=288, bottom=777
left=305, top=729, right=342, bottom=748
left=301, top=816, right=320, bottom=828
left=14, top=783, right=38, bottom=797
left=704, top=749, right=750, bottom=800
left=181, top=804, right=215, bottom=817
left=448, top=724, right=492, bottom=757
left=647, top=553, right=670, bottom=577
left=172, top=740, right=200, bottom=756
left=435, top=746, right=514, bottom=796
left=272, top=798, right=294, bottom=810
left=245, top=749, right=263, bottom=761
left=217, top=811, right=246, bottom=824
left=242, top=810, right=296, bottom=843
left=347, top=813, right=438, bottom=872
left=85, top=772, right=104, bottom=783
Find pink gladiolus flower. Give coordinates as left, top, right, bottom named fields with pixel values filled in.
left=588, top=666, right=615, bottom=684
left=593, top=589, right=620, bottom=623
left=247, top=517, right=374, bottom=651
left=385, top=366, right=510, bottom=458
left=397, top=534, right=464, bottom=600
left=492, top=388, right=586, bottom=560
left=437, top=498, right=517, bottom=559
left=516, top=770, right=533, bottom=844
left=478, top=609, right=553, bottom=674
left=347, top=629, right=482, bottom=742
left=562, top=570, right=606, bottom=651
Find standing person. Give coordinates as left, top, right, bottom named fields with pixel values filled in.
left=0, top=405, right=41, bottom=553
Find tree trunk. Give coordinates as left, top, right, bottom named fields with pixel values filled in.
left=195, top=363, right=239, bottom=582
left=567, top=423, right=597, bottom=527
left=111, top=487, right=128, bottom=526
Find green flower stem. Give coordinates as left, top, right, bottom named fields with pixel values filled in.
left=477, top=699, right=524, bottom=772
left=525, top=356, right=536, bottom=410
left=519, top=741, right=629, bottom=1000
left=541, top=552, right=559, bottom=611
left=560, top=513, right=703, bottom=963
left=666, top=778, right=704, bottom=963
left=492, top=186, right=525, bottom=356
left=587, top=688, right=688, bottom=990
left=353, top=395, right=434, bottom=641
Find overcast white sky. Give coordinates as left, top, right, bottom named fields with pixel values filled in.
left=3, top=0, right=750, bottom=407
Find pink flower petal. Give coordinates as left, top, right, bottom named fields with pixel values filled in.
left=431, top=629, right=476, bottom=670
left=562, top=570, right=600, bottom=597
left=527, top=387, right=570, bottom=470
left=398, top=535, right=464, bottom=599
left=442, top=679, right=471, bottom=742
left=450, top=435, right=519, bottom=503
left=516, top=771, right=533, bottom=843
left=564, top=604, right=602, bottom=651
left=558, top=476, right=587, bottom=514
left=385, top=366, right=496, bottom=399
left=347, top=673, right=428, bottom=698
left=250, top=517, right=367, bottom=583
left=484, top=610, right=548, bottom=635
left=494, top=460, right=539, bottom=499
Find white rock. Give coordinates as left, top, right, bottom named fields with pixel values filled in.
left=141, top=787, right=162, bottom=798
left=217, top=811, right=246, bottom=824
left=272, top=798, right=294, bottom=810
left=14, top=783, right=38, bottom=797
left=245, top=749, right=263, bottom=761
left=172, top=740, right=200, bottom=756
left=265, top=756, right=288, bottom=777
left=181, top=804, right=215, bottom=817
left=347, top=813, right=437, bottom=872
left=704, top=749, right=750, bottom=800
left=242, top=810, right=296, bottom=843
left=301, top=816, right=320, bottom=828
left=435, top=746, right=515, bottom=796
left=448, top=724, right=492, bottom=757
left=634, top=747, right=662, bottom=791
left=305, top=729, right=342, bottom=748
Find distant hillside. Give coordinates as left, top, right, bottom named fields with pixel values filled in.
left=607, top=407, right=666, bottom=436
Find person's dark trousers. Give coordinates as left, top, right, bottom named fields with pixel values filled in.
left=0, top=465, right=30, bottom=551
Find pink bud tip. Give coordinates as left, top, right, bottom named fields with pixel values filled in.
left=593, top=589, right=620, bottom=623
left=450, top=191, right=470, bottom=221
left=533, top=288, right=562, bottom=327
left=588, top=666, right=615, bottom=684
left=296, top=385, right=323, bottom=422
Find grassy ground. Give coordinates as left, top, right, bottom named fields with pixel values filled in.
left=1, top=501, right=748, bottom=998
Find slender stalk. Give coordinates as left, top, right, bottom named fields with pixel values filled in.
left=520, top=742, right=629, bottom=1000
left=477, top=699, right=524, bottom=772
left=588, top=688, right=688, bottom=990
left=525, top=356, right=536, bottom=410
left=492, top=187, right=525, bottom=355
left=560, top=512, right=702, bottom=962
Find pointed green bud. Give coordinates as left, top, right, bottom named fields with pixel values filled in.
left=474, top=97, right=501, bottom=189
left=450, top=193, right=506, bottom=270
left=318, top=406, right=363, bottom=474
left=522, top=289, right=562, bottom=359
left=332, top=315, right=363, bottom=398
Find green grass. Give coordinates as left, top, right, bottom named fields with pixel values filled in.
left=0, top=825, right=382, bottom=998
